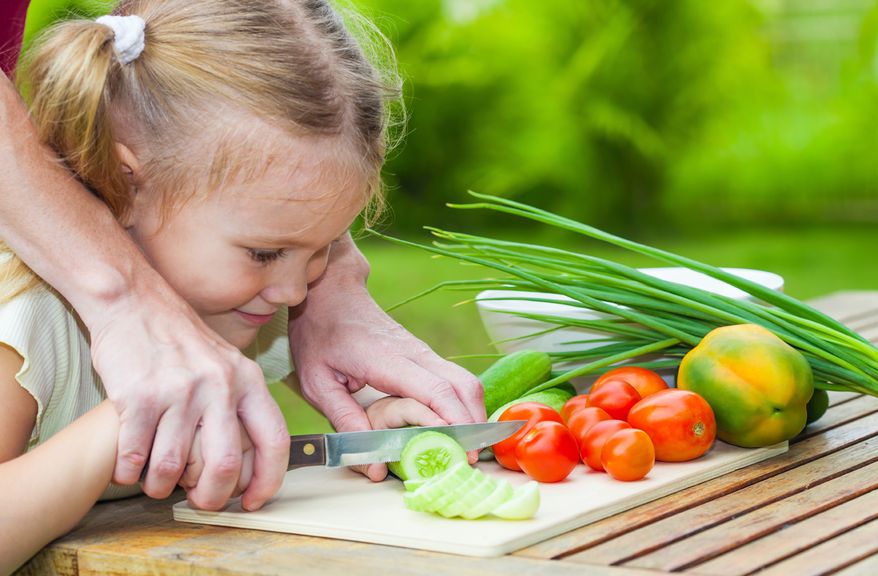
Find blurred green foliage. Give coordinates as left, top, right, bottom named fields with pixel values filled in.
left=356, top=0, right=878, bottom=234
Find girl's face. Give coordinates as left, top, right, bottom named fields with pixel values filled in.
left=125, top=131, right=368, bottom=349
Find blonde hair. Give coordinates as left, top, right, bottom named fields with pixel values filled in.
left=1, top=0, right=401, bottom=304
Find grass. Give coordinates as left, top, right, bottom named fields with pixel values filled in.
left=278, top=225, right=874, bottom=434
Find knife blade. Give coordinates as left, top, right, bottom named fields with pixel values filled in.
left=287, top=420, right=526, bottom=469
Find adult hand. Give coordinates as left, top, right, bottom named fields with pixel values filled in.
left=90, top=278, right=289, bottom=512
left=287, top=235, right=485, bottom=481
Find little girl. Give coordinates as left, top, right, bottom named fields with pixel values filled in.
left=0, top=0, right=448, bottom=570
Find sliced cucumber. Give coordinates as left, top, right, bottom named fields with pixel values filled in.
left=491, top=481, right=540, bottom=520
left=404, top=463, right=472, bottom=511
left=437, top=469, right=494, bottom=518
left=432, top=468, right=483, bottom=516
left=403, top=478, right=427, bottom=492
left=462, top=477, right=514, bottom=519
left=397, top=431, right=468, bottom=482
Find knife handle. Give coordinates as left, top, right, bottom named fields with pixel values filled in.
left=288, top=434, right=327, bottom=469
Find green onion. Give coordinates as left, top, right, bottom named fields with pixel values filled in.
left=372, top=192, right=878, bottom=396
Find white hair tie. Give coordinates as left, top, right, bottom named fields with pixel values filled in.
left=96, top=15, right=146, bottom=65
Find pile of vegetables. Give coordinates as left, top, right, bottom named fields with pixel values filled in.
left=490, top=366, right=717, bottom=483
left=378, top=192, right=878, bottom=397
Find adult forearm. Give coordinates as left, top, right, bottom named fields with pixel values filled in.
left=0, top=73, right=171, bottom=326
left=0, top=402, right=118, bottom=574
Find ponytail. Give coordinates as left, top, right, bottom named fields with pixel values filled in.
left=17, top=20, right=131, bottom=218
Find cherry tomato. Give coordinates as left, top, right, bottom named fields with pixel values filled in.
left=627, top=389, right=716, bottom=462
left=580, top=419, right=631, bottom=471
left=561, top=394, right=590, bottom=424
left=492, top=402, right=563, bottom=471
left=514, top=421, right=579, bottom=483
left=593, top=366, right=669, bottom=398
left=601, top=429, right=655, bottom=481
left=566, top=406, right=612, bottom=447
left=587, top=379, right=641, bottom=421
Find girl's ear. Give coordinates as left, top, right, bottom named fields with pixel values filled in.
left=114, top=142, right=142, bottom=227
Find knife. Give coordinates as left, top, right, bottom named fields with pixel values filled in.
left=287, top=420, right=526, bottom=469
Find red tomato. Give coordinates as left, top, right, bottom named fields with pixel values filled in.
left=593, top=366, right=669, bottom=398
left=566, top=406, right=612, bottom=446
left=627, top=389, right=716, bottom=462
left=514, top=421, right=579, bottom=483
left=560, top=394, right=590, bottom=424
left=492, top=402, right=563, bottom=471
left=580, top=419, right=631, bottom=471
left=587, top=379, right=641, bottom=421
left=601, top=429, right=655, bottom=481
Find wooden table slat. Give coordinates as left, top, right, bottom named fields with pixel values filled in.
left=833, top=552, right=878, bottom=576
left=622, top=461, right=878, bottom=572
left=562, top=430, right=878, bottom=566
left=516, top=399, right=878, bottom=559
left=753, top=518, right=878, bottom=576
left=687, top=488, right=878, bottom=576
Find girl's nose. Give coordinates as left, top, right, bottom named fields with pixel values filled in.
left=261, top=271, right=308, bottom=308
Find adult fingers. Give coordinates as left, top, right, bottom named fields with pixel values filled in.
left=415, top=356, right=486, bottom=423
left=364, top=358, right=476, bottom=427
left=113, top=399, right=159, bottom=485
left=141, top=405, right=198, bottom=499
left=184, top=406, right=242, bottom=511
left=301, top=367, right=373, bottom=434
left=237, top=386, right=290, bottom=512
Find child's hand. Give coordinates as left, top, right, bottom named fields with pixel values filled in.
left=178, top=424, right=255, bottom=508
left=354, top=396, right=448, bottom=482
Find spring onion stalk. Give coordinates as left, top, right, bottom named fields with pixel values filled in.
left=373, top=192, right=878, bottom=396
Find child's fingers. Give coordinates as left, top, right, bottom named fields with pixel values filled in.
left=379, top=398, right=447, bottom=429
left=350, top=462, right=388, bottom=482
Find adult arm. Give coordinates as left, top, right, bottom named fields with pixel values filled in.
left=288, top=233, right=485, bottom=480
left=0, top=74, right=288, bottom=511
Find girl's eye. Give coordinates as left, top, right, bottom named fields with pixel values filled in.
left=247, top=248, right=287, bottom=264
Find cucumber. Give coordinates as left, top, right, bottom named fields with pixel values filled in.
left=394, top=431, right=468, bottom=482
left=488, top=386, right=574, bottom=422
left=398, top=432, right=541, bottom=520
left=481, top=350, right=553, bottom=416
left=404, top=463, right=472, bottom=511
left=491, top=481, right=540, bottom=520
left=462, top=478, right=514, bottom=520
left=436, top=469, right=494, bottom=518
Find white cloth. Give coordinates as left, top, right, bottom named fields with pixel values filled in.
left=96, top=15, right=146, bottom=65
left=0, top=285, right=294, bottom=500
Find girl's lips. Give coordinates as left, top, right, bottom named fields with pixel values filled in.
left=234, top=309, right=276, bottom=326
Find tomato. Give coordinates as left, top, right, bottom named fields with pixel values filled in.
left=593, top=366, right=669, bottom=398
left=492, top=402, right=564, bottom=471
left=579, top=419, right=631, bottom=471
left=627, top=389, right=716, bottom=462
left=566, top=406, right=612, bottom=446
left=514, top=421, right=579, bottom=483
left=601, top=429, right=655, bottom=481
left=587, top=379, right=641, bottom=421
left=560, top=394, right=590, bottom=424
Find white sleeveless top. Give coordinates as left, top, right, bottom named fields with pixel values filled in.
left=0, top=285, right=293, bottom=500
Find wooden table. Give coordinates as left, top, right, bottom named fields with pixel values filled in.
left=17, top=291, right=878, bottom=576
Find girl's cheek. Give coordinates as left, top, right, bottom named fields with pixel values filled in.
left=306, top=250, right=331, bottom=284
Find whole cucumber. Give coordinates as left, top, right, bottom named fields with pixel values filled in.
left=480, top=350, right=553, bottom=416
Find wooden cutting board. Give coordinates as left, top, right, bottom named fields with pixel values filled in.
left=173, top=440, right=786, bottom=557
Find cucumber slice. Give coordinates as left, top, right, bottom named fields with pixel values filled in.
left=461, top=478, right=514, bottom=519
left=437, top=469, right=495, bottom=518
left=432, top=468, right=483, bottom=516
left=491, top=481, right=540, bottom=520
left=403, top=478, right=427, bottom=492
left=398, top=431, right=468, bottom=482
left=404, top=463, right=472, bottom=511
